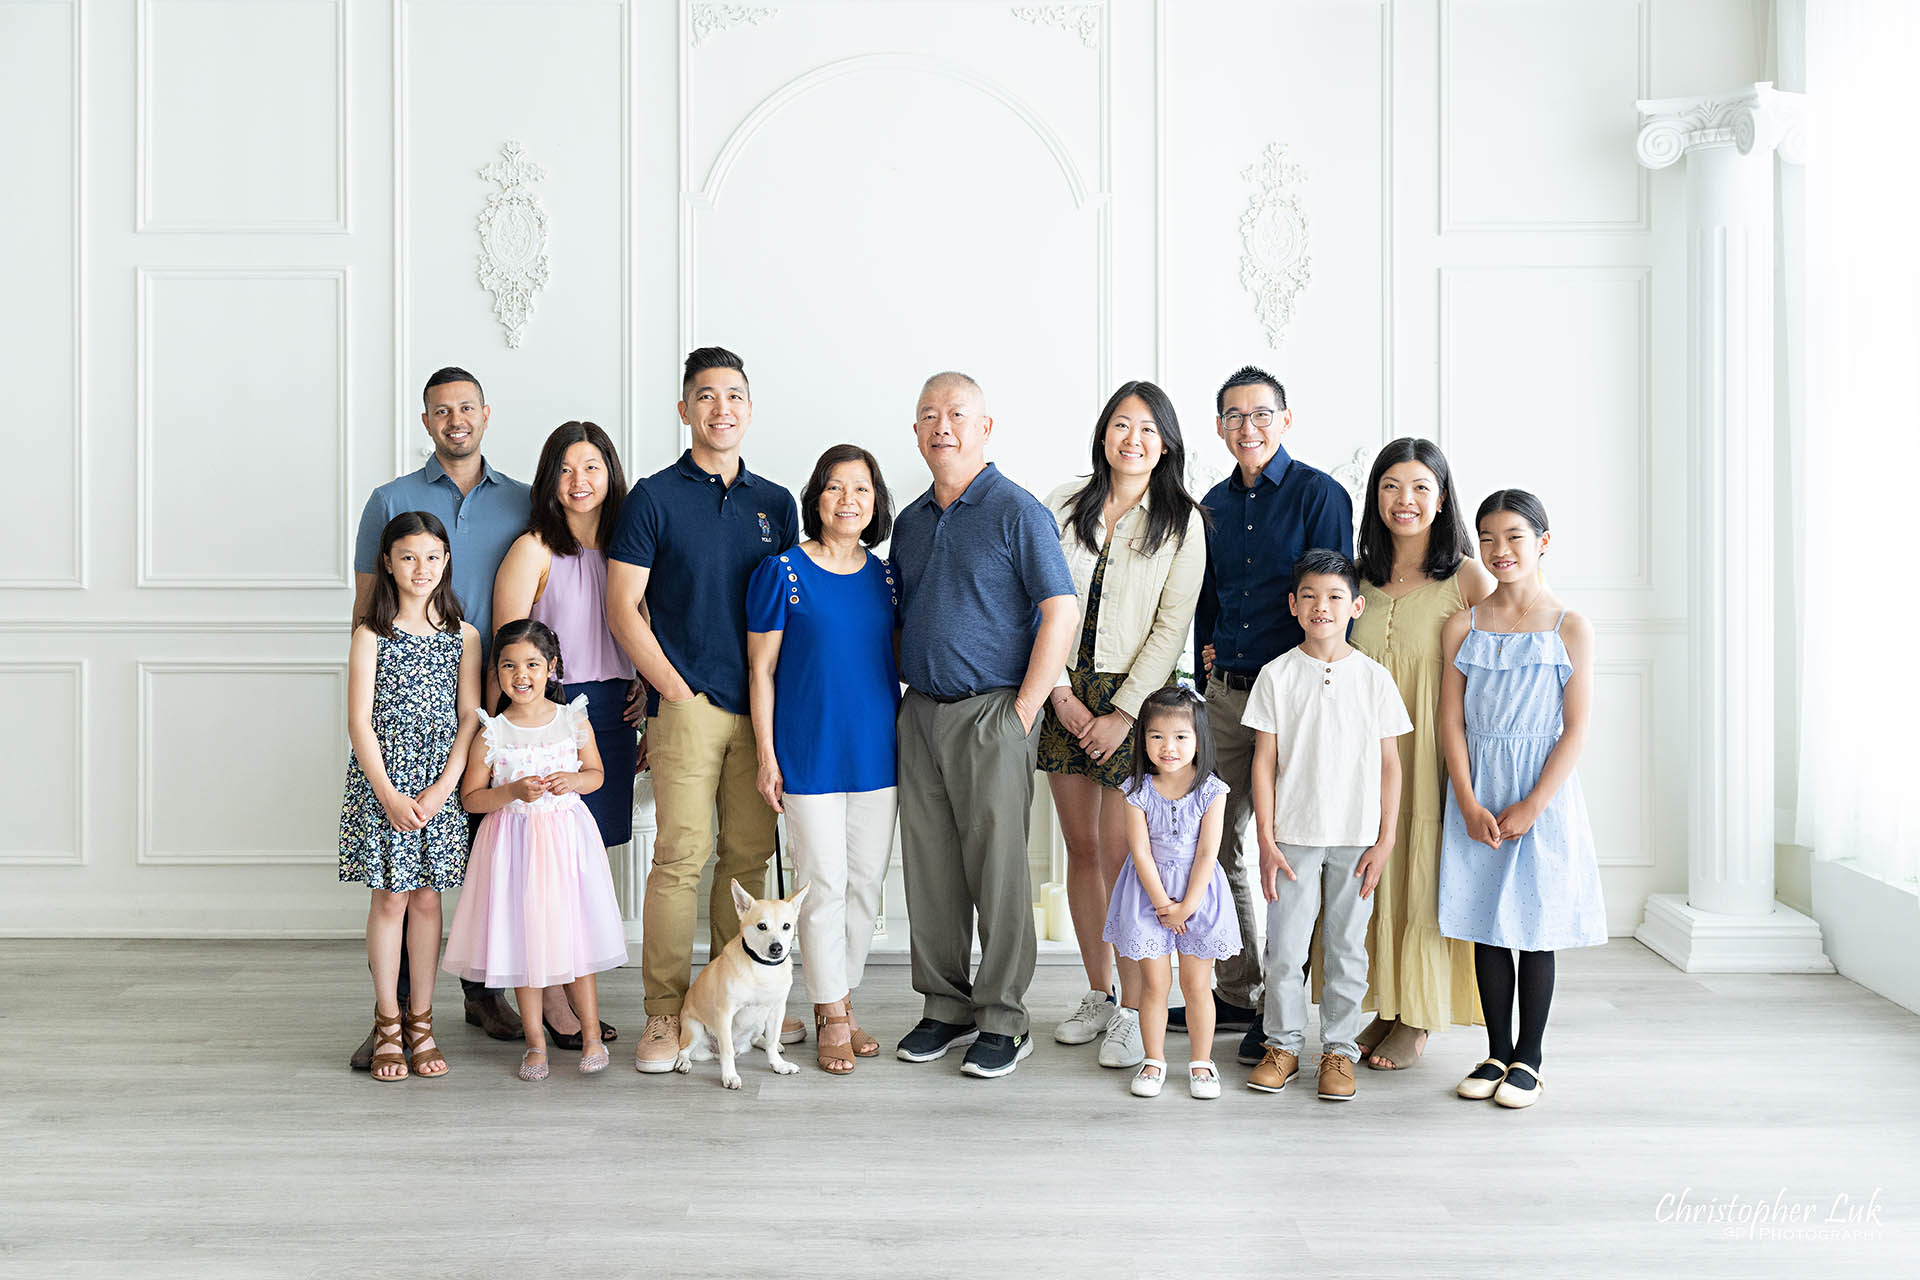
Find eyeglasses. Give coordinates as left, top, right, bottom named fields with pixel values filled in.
left=1220, top=409, right=1276, bottom=429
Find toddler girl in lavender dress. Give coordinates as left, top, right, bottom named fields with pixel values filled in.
left=1103, top=686, right=1242, bottom=1099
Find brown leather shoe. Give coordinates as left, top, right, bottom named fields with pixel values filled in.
left=1247, top=1046, right=1299, bottom=1093
left=1317, top=1051, right=1357, bottom=1101
left=463, top=990, right=524, bottom=1041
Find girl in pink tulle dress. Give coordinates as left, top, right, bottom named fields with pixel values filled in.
left=444, top=620, right=628, bottom=1081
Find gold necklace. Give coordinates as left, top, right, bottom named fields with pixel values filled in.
left=1495, top=586, right=1546, bottom=656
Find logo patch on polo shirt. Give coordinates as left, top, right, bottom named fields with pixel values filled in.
left=757, top=512, right=772, bottom=542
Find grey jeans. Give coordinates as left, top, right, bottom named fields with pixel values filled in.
left=1261, top=843, right=1372, bottom=1061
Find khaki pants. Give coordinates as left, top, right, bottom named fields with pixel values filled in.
left=897, top=689, right=1039, bottom=1038
left=1206, top=676, right=1266, bottom=1010
left=641, top=694, right=776, bottom=1015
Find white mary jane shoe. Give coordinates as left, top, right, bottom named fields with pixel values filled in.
left=1129, top=1058, right=1167, bottom=1098
left=1455, top=1057, right=1509, bottom=1101
left=1493, top=1063, right=1544, bottom=1109
left=1188, top=1060, right=1221, bottom=1100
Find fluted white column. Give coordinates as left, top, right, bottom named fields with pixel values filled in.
left=1632, top=83, right=1830, bottom=972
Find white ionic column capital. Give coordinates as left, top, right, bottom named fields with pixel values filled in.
left=1635, top=81, right=1806, bottom=170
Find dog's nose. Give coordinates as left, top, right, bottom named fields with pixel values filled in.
left=767, top=942, right=784, bottom=957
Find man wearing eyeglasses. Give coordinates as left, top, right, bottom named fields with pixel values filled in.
left=1175, top=365, right=1353, bottom=1066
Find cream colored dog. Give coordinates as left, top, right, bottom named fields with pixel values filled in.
left=674, top=879, right=810, bottom=1089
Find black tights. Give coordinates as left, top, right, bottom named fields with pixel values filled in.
left=1474, top=944, right=1555, bottom=1071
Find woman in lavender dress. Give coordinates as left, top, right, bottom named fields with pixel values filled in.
left=1103, top=687, right=1241, bottom=1100
left=493, top=420, right=638, bottom=1049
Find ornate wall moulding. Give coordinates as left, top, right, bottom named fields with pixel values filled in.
left=1328, top=445, right=1377, bottom=517
left=1239, top=142, right=1312, bottom=349
left=1010, top=4, right=1100, bottom=49
left=476, top=141, right=551, bottom=349
left=690, top=4, right=778, bottom=47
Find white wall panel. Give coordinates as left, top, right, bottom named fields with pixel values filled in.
left=137, top=269, right=349, bottom=588
left=0, top=662, right=86, bottom=866
left=0, top=0, right=84, bottom=587
left=1164, top=0, right=1388, bottom=479
left=138, top=662, right=346, bottom=865
left=1441, top=0, right=1647, bottom=231
left=396, top=0, right=629, bottom=483
left=1439, top=266, right=1651, bottom=592
left=679, top=1, right=1120, bottom=503
left=139, top=0, right=347, bottom=231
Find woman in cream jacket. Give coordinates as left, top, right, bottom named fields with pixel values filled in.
left=1039, top=379, right=1208, bottom=1071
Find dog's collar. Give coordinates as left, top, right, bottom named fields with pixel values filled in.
left=741, top=937, right=787, bottom=968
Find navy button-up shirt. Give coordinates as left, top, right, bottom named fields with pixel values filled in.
left=893, top=463, right=1076, bottom=699
left=608, top=451, right=797, bottom=716
left=354, top=455, right=532, bottom=657
left=1194, top=444, right=1354, bottom=679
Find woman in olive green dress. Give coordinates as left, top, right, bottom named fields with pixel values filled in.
left=1347, top=438, right=1493, bottom=1070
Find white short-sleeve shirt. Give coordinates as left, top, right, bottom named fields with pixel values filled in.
left=1240, top=646, right=1414, bottom=847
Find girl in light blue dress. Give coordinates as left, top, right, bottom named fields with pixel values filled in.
left=1437, top=490, right=1602, bottom=1111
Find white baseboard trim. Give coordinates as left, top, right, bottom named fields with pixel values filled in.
left=1810, top=859, right=1920, bottom=1015
left=1633, top=893, right=1834, bottom=974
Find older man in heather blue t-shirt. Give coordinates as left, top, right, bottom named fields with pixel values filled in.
left=888, top=371, right=1078, bottom=1081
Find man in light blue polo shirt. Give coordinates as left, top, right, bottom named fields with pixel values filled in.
left=890, top=371, right=1078, bottom=1079
left=346, top=366, right=531, bottom=1067
left=351, top=367, right=531, bottom=660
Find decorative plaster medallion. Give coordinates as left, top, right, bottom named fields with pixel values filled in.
left=1010, top=4, right=1100, bottom=49
left=476, top=141, right=551, bottom=349
left=1239, top=142, right=1312, bottom=348
left=1328, top=445, right=1377, bottom=515
left=691, top=4, right=777, bottom=47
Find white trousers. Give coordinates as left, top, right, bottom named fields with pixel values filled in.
left=783, top=787, right=898, bottom=1004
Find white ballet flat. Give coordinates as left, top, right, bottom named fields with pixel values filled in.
left=1188, top=1060, right=1221, bottom=1100
left=1493, top=1063, right=1544, bottom=1109
left=1456, top=1058, right=1509, bottom=1101
left=1130, top=1058, right=1166, bottom=1098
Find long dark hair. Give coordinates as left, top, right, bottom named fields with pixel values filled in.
left=1127, top=686, right=1216, bottom=799
left=1475, top=488, right=1551, bottom=536
left=1355, top=437, right=1473, bottom=587
left=360, top=511, right=463, bottom=639
left=1064, top=380, right=1204, bottom=557
left=800, top=443, right=893, bottom=546
left=528, top=421, right=627, bottom=557
left=490, top=618, right=567, bottom=714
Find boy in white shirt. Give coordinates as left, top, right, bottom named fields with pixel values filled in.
left=1241, top=549, right=1412, bottom=1101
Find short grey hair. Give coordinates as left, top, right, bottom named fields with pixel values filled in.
left=918, top=370, right=984, bottom=408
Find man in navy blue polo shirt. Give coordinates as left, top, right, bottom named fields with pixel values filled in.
left=890, top=371, right=1078, bottom=1079
left=346, top=366, right=532, bottom=1066
left=1182, top=365, right=1353, bottom=1066
left=607, top=347, right=801, bottom=1075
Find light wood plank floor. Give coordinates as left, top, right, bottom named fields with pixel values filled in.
left=2, top=939, right=1915, bottom=1278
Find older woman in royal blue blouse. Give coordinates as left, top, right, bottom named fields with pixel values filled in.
left=746, top=444, right=901, bottom=1076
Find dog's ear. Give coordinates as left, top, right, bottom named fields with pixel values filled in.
left=789, top=880, right=811, bottom=910
left=729, top=878, right=756, bottom=915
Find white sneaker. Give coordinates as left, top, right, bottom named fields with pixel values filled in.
left=1054, top=990, right=1117, bottom=1045
left=1097, top=1007, right=1145, bottom=1069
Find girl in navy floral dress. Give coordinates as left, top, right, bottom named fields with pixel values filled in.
left=338, top=511, right=482, bottom=1082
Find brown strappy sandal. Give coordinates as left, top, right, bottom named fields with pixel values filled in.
left=402, top=1006, right=448, bottom=1078
left=370, top=1006, right=408, bottom=1082
left=845, top=1001, right=879, bottom=1058
left=815, top=1010, right=856, bottom=1076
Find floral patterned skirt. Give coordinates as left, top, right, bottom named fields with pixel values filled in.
left=1038, top=667, right=1136, bottom=790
